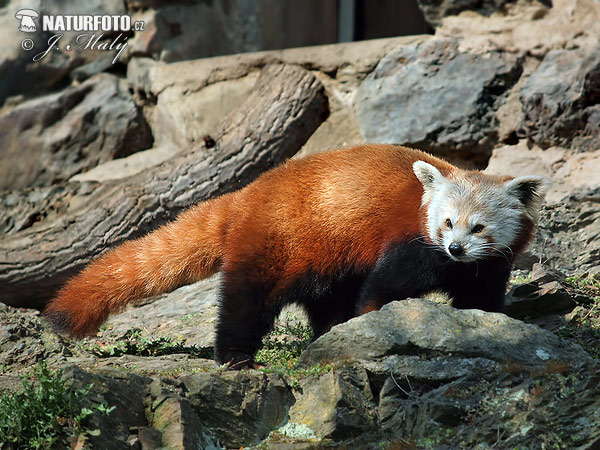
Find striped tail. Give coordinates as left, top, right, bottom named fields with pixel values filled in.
left=44, top=194, right=232, bottom=338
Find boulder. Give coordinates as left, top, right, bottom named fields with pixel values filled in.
left=127, top=0, right=338, bottom=62
left=180, top=371, right=294, bottom=447
left=299, top=299, right=590, bottom=369
left=0, top=73, right=153, bottom=190
left=435, top=0, right=600, bottom=57
left=0, top=0, right=127, bottom=106
left=416, top=0, right=550, bottom=28
left=534, top=191, right=600, bottom=274
left=517, top=45, right=600, bottom=150
left=152, top=397, right=219, bottom=450
left=486, top=143, right=600, bottom=203
left=284, top=299, right=598, bottom=446
left=356, top=38, right=522, bottom=166
left=65, top=366, right=151, bottom=450
left=100, top=275, right=221, bottom=349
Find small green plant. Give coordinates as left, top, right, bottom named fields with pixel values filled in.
left=416, top=428, right=453, bottom=449
left=511, top=272, right=533, bottom=285
left=254, top=313, right=330, bottom=385
left=556, top=273, right=600, bottom=358
left=0, top=362, right=114, bottom=449
left=565, top=275, right=600, bottom=293
left=255, top=313, right=313, bottom=368
left=83, top=329, right=214, bottom=359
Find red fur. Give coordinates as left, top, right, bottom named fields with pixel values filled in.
left=45, top=144, right=527, bottom=339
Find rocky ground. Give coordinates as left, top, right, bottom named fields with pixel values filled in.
left=1, top=0, right=600, bottom=448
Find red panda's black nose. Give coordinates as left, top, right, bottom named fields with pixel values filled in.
left=449, top=242, right=464, bottom=257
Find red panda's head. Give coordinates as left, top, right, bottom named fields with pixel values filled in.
left=413, top=161, right=550, bottom=263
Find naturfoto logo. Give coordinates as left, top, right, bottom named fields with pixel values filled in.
left=15, top=8, right=144, bottom=64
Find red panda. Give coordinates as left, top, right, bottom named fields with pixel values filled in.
left=44, top=144, right=550, bottom=369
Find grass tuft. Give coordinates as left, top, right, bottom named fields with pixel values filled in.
left=0, top=362, right=114, bottom=449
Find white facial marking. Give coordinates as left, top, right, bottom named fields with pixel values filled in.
left=413, top=162, right=548, bottom=263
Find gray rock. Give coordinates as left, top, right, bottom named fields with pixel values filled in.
left=299, top=299, right=591, bottom=368
left=99, top=275, right=221, bottom=349
left=505, top=263, right=576, bottom=318
left=289, top=367, right=377, bottom=440
left=285, top=299, right=598, bottom=448
left=505, top=281, right=576, bottom=318
left=0, top=0, right=127, bottom=106
left=70, top=53, right=117, bottom=82
left=181, top=371, right=294, bottom=447
left=152, top=397, right=219, bottom=450
left=356, top=39, right=522, bottom=165
left=417, top=0, right=553, bottom=28
left=65, top=366, right=152, bottom=449
left=126, top=1, right=338, bottom=62
left=0, top=73, right=153, bottom=190
left=533, top=190, right=600, bottom=274
left=417, top=0, right=512, bottom=27
left=517, top=45, right=600, bottom=150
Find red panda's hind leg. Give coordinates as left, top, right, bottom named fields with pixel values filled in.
left=215, top=271, right=283, bottom=369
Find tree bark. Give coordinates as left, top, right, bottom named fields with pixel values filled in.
left=0, top=64, right=329, bottom=308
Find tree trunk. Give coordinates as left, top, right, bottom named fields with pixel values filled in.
left=0, top=64, right=329, bottom=308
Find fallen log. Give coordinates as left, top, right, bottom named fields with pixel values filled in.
left=0, top=64, right=329, bottom=308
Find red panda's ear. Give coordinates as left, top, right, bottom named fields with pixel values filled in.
left=504, top=176, right=551, bottom=218
left=413, top=161, right=446, bottom=192
left=413, top=161, right=447, bottom=206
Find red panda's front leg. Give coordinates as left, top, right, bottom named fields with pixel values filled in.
left=444, top=257, right=512, bottom=313
left=356, top=240, right=447, bottom=314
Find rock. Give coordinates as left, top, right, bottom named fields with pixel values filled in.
left=494, top=56, right=541, bottom=144
left=294, top=73, right=366, bottom=159
left=136, top=427, right=162, bottom=450
left=289, top=367, right=377, bottom=440
left=0, top=73, right=153, bottom=190
left=152, top=397, right=219, bottom=450
left=282, top=299, right=600, bottom=448
left=299, top=299, right=591, bottom=368
left=505, top=281, right=575, bottom=318
left=0, top=0, right=127, bottom=106
left=180, top=371, right=294, bottom=447
left=530, top=262, right=567, bottom=285
left=417, top=0, right=550, bottom=28
left=65, top=366, right=151, bottom=449
left=71, top=54, right=118, bottom=82
left=485, top=142, right=600, bottom=204
left=517, top=45, right=600, bottom=150
left=0, top=304, right=82, bottom=374
left=436, top=0, right=600, bottom=57
left=96, top=275, right=221, bottom=348
left=294, top=106, right=365, bottom=159
left=371, top=362, right=600, bottom=447
left=136, top=36, right=420, bottom=98
left=127, top=1, right=338, bottom=62
left=533, top=191, right=600, bottom=274
left=356, top=38, right=522, bottom=166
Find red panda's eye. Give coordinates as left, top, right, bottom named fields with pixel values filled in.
left=445, top=218, right=453, bottom=229
left=472, top=224, right=485, bottom=233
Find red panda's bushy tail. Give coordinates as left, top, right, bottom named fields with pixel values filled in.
left=44, top=194, right=232, bottom=338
